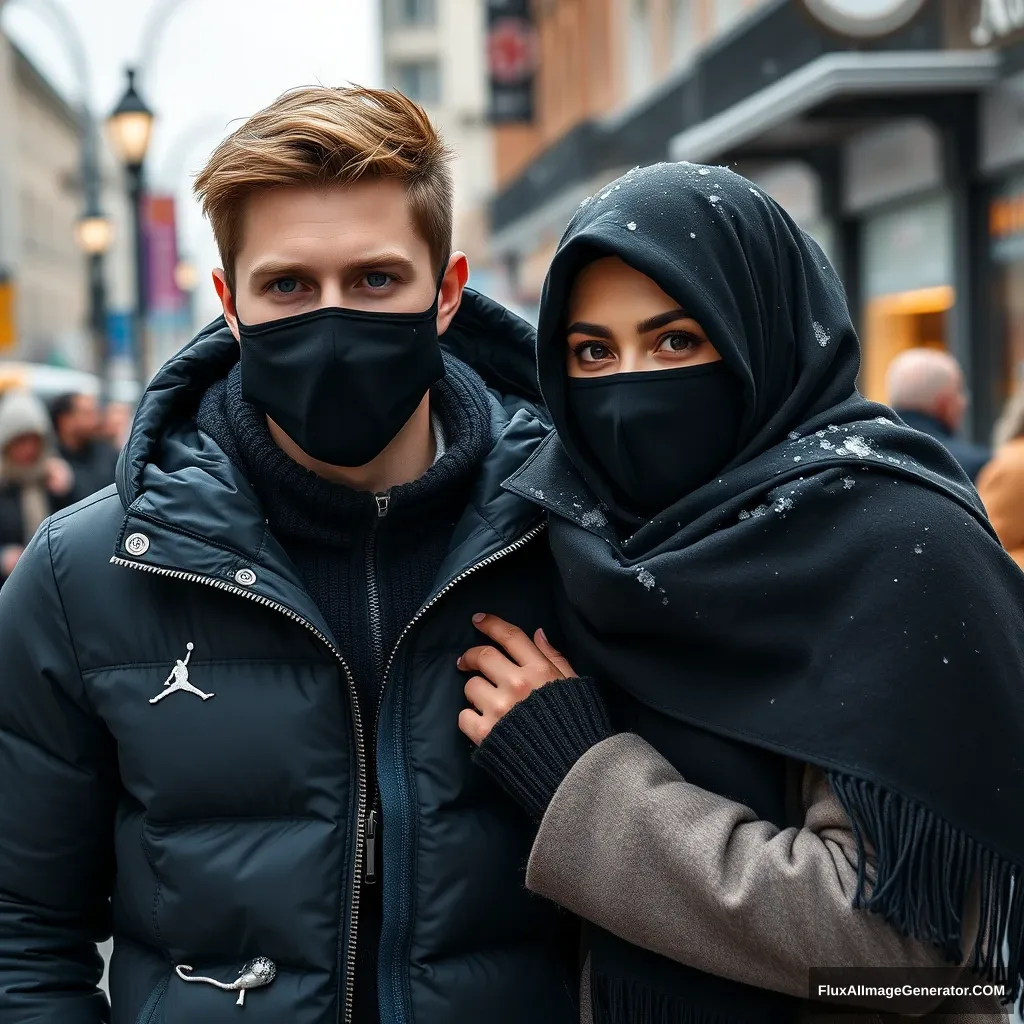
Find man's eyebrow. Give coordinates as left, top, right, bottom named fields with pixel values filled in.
left=248, top=259, right=309, bottom=280
left=350, top=252, right=417, bottom=272
left=247, top=252, right=417, bottom=279
left=636, top=309, right=692, bottom=334
left=566, top=321, right=613, bottom=339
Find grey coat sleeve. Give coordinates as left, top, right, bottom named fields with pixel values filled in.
left=526, top=733, right=987, bottom=1013
left=0, top=521, right=117, bottom=1023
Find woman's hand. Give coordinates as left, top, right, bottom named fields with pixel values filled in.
left=458, top=613, right=576, bottom=746
left=44, top=457, right=74, bottom=497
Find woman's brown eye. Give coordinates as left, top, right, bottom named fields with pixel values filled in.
left=578, top=342, right=611, bottom=363
left=658, top=332, right=699, bottom=353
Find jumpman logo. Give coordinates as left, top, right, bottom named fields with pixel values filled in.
left=149, top=643, right=214, bottom=704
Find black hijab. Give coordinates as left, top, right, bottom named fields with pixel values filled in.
left=506, top=162, right=1024, bottom=1011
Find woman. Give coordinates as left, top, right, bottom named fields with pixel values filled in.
left=978, top=388, right=1024, bottom=570
left=457, top=163, right=1024, bottom=1022
left=0, top=388, right=73, bottom=586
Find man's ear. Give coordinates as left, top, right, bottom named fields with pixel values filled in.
left=212, top=269, right=240, bottom=341
left=436, top=252, right=470, bottom=337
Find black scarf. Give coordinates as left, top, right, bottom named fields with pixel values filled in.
left=506, top=162, right=1024, bottom=1018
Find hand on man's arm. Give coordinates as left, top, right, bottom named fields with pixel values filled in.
left=0, top=524, right=117, bottom=1023
left=458, top=613, right=613, bottom=820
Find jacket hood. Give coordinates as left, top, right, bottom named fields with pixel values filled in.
left=116, top=289, right=548, bottom=569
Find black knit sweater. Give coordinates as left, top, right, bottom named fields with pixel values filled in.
left=196, top=353, right=494, bottom=1023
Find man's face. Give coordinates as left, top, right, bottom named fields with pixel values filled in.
left=215, top=180, right=463, bottom=334
left=70, top=395, right=101, bottom=442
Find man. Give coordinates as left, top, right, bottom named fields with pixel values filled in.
left=887, top=347, right=990, bottom=482
left=0, top=87, right=576, bottom=1023
left=50, top=391, right=119, bottom=502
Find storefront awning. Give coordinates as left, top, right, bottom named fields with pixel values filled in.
left=669, top=50, right=1001, bottom=165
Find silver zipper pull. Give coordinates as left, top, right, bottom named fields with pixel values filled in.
left=175, top=957, right=276, bottom=1007
left=375, top=493, right=390, bottom=517
left=364, top=809, right=378, bottom=884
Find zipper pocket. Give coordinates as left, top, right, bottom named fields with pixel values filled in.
left=135, top=971, right=170, bottom=1024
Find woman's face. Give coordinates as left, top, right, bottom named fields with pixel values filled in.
left=4, top=433, right=43, bottom=467
left=565, top=257, right=721, bottom=377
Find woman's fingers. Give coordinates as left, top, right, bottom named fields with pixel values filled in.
left=458, top=644, right=520, bottom=686
left=471, top=613, right=545, bottom=668
left=534, top=628, right=575, bottom=679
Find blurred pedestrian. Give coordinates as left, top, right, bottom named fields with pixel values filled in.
left=101, top=400, right=133, bottom=452
left=50, top=392, right=119, bottom=502
left=977, top=388, right=1024, bottom=570
left=0, top=389, right=72, bottom=586
left=887, top=347, right=990, bottom=481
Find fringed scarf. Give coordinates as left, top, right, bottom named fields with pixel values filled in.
left=505, top=162, right=1024, bottom=1021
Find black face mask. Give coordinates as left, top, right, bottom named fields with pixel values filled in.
left=567, top=362, right=746, bottom=517
left=238, top=300, right=445, bottom=467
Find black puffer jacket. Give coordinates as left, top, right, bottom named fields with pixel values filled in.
left=0, top=294, right=577, bottom=1024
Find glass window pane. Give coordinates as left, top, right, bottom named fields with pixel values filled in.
left=399, top=0, right=436, bottom=25
left=395, top=60, right=441, bottom=105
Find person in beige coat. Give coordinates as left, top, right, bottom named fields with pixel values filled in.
left=456, top=164, right=1024, bottom=1023
left=978, top=388, right=1024, bottom=570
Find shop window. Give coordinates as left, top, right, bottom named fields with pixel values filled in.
left=860, top=193, right=955, bottom=403
left=626, top=0, right=654, bottom=101
left=990, top=177, right=1024, bottom=400
left=393, top=60, right=441, bottom=105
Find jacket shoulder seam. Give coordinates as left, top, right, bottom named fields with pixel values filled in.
left=45, top=518, right=91, bottom=713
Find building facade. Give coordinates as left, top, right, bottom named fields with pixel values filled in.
left=489, top=0, right=1024, bottom=442
left=381, top=0, right=494, bottom=274
left=0, top=32, right=88, bottom=367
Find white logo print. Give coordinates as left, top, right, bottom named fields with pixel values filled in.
left=150, top=643, right=214, bottom=703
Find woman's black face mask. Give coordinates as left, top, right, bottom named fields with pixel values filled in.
left=567, top=362, right=746, bottom=517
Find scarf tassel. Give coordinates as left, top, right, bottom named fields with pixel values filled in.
left=829, top=771, right=1024, bottom=1012
left=591, top=973, right=739, bottom=1024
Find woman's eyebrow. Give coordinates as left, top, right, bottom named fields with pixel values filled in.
left=566, top=321, right=613, bottom=339
left=636, top=309, right=691, bottom=333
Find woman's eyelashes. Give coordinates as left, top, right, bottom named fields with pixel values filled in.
left=572, top=340, right=614, bottom=365
left=568, top=329, right=708, bottom=368
left=656, top=330, right=704, bottom=355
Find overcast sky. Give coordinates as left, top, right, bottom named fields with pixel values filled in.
left=2, top=0, right=382, bottom=323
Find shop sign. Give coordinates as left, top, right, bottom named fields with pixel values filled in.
left=798, top=0, right=926, bottom=38
left=971, top=0, right=1024, bottom=47
left=486, top=0, right=538, bottom=124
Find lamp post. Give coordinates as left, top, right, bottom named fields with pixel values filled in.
left=107, top=68, right=155, bottom=386
left=73, top=103, right=113, bottom=396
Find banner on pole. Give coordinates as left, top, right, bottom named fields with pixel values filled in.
left=486, top=0, right=538, bottom=124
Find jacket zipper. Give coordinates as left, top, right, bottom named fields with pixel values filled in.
left=109, top=555, right=368, bottom=1023
left=363, top=492, right=388, bottom=884
left=371, top=521, right=546, bottom=1019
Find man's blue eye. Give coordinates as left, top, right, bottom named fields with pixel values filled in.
left=273, top=279, right=299, bottom=294
left=366, top=272, right=391, bottom=289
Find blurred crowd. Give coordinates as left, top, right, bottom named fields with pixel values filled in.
left=0, top=388, right=130, bottom=587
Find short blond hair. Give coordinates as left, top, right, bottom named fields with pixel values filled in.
left=194, top=86, right=454, bottom=291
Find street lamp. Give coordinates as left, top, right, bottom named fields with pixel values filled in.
left=74, top=206, right=113, bottom=395
left=107, top=67, right=155, bottom=385
left=74, top=214, right=113, bottom=256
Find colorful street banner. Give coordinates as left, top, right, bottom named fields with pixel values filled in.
left=143, top=194, right=184, bottom=315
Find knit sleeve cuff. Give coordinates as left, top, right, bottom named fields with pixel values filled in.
left=473, top=676, right=613, bottom=821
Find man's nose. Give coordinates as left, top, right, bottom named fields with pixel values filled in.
left=319, top=280, right=346, bottom=309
